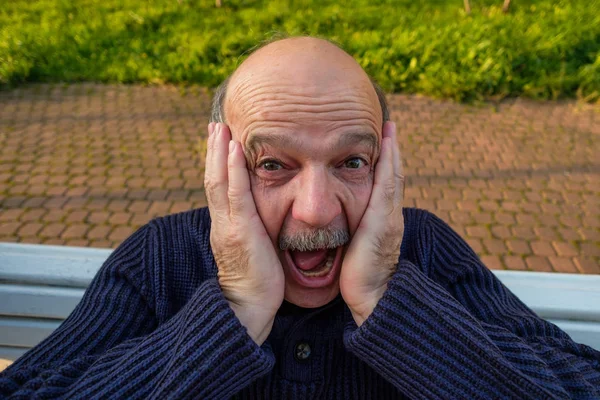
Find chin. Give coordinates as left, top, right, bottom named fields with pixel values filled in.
left=283, top=282, right=341, bottom=308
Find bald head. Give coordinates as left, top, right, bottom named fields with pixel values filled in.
left=210, top=37, right=388, bottom=124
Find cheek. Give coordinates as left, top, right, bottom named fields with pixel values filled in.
left=341, top=180, right=373, bottom=235
left=250, top=179, right=289, bottom=244
left=250, top=172, right=374, bottom=239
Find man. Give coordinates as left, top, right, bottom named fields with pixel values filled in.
left=1, top=36, right=599, bottom=399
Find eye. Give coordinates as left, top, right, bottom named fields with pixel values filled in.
left=258, top=159, right=283, bottom=171
left=344, top=157, right=368, bottom=169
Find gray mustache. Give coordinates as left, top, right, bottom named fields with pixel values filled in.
left=279, top=227, right=350, bottom=252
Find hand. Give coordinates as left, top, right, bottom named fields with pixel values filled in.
left=204, top=122, right=285, bottom=345
left=340, top=121, right=405, bottom=326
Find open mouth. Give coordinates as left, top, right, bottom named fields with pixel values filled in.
left=284, top=246, right=343, bottom=288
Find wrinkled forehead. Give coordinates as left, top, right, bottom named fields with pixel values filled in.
left=223, top=39, right=383, bottom=143
left=226, top=74, right=382, bottom=153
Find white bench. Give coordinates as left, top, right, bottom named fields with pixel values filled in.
left=0, top=242, right=599, bottom=361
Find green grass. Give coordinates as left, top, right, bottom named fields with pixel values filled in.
left=1, top=0, right=599, bottom=101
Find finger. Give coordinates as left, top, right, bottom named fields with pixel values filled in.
left=228, top=140, right=259, bottom=219
left=205, top=122, right=216, bottom=173
left=375, top=122, right=395, bottom=186
left=205, top=123, right=232, bottom=215
left=386, top=121, right=401, bottom=176
left=387, top=121, right=405, bottom=205
left=382, top=120, right=394, bottom=140
left=374, top=136, right=392, bottom=186
left=371, top=134, right=395, bottom=213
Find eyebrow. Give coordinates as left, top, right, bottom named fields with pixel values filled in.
left=244, top=131, right=379, bottom=158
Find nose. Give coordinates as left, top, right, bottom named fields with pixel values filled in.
left=291, top=165, right=341, bottom=228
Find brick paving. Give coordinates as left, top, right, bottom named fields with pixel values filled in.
left=0, top=84, right=598, bottom=274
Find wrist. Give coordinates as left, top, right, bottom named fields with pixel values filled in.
left=349, top=283, right=388, bottom=327
left=229, top=301, right=276, bottom=345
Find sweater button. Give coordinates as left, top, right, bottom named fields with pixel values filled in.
left=294, top=342, right=311, bottom=361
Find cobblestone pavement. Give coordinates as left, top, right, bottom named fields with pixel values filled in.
left=0, top=84, right=598, bottom=273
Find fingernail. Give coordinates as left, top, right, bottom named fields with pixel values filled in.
left=208, top=122, right=215, bottom=136
left=384, top=121, right=395, bottom=135
left=214, top=123, right=221, bottom=136
left=229, top=140, right=235, bottom=154
left=387, top=121, right=397, bottom=142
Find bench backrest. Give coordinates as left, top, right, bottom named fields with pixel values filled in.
left=1, top=242, right=599, bottom=360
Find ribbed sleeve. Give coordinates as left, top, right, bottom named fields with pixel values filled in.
left=0, top=222, right=274, bottom=399
left=69, top=279, right=274, bottom=399
left=343, top=213, right=600, bottom=399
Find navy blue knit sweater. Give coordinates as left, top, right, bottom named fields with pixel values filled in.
left=1, top=207, right=599, bottom=399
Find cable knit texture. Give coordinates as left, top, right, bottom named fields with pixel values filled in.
left=1, top=207, right=598, bottom=399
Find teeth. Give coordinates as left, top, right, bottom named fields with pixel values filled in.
left=300, top=265, right=331, bottom=277
left=324, top=251, right=334, bottom=268
left=298, top=249, right=335, bottom=277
